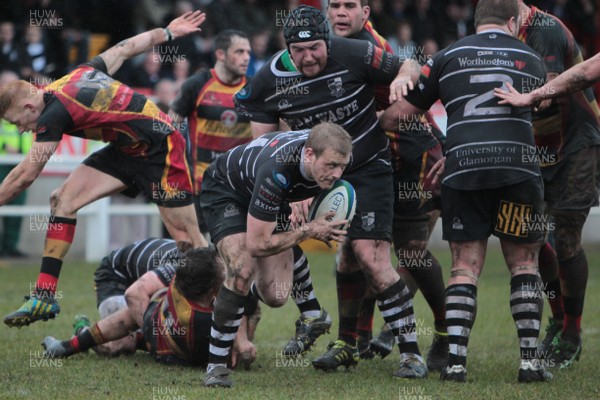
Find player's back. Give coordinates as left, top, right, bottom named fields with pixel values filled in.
left=412, top=31, right=546, bottom=189
left=438, top=32, right=544, bottom=139
left=147, top=280, right=213, bottom=366
left=208, top=130, right=319, bottom=202
left=109, top=238, right=179, bottom=284
left=39, top=58, right=173, bottom=148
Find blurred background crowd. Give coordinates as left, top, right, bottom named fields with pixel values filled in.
left=1, top=0, right=599, bottom=104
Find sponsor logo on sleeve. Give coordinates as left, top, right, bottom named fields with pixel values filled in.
left=272, top=171, right=290, bottom=189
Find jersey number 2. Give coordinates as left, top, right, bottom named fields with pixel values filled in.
left=463, top=74, right=513, bottom=116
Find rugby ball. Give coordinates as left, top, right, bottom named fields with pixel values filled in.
left=308, top=180, right=357, bottom=229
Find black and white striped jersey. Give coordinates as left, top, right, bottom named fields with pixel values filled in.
left=206, top=130, right=322, bottom=222
left=405, top=31, right=547, bottom=190
left=103, top=238, right=181, bottom=286
left=234, top=36, right=401, bottom=171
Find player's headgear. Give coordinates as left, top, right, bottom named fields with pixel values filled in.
left=283, top=6, right=329, bottom=49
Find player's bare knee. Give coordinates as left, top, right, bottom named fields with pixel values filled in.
left=352, top=240, right=391, bottom=273
left=49, top=188, right=61, bottom=213
left=260, top=290, right=287, bottom=308
left=50, top=188, right=78, bottom=216
left=230, top=266, right=254, bottom=294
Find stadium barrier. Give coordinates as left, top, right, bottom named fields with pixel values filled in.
left=1, top=155, right=599, bottom=261
left=0, top=154, right=161, bottom=261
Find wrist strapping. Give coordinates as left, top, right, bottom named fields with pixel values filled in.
left=164, top=27, right=173, bottom=42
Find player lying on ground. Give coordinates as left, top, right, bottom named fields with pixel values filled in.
left=42, top=243, right=258, bottom=368
left=0, top=10, right=209, bottom=328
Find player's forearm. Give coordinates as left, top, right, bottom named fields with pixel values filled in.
left=0, top=162, right=39, bottom=206
left=246, top=304, right=261, bottom=341
left=532, top=55, right=600, bottom=102
left=124, top=291, right=151, bottom=327
left=236, top=316, right=250, bottom=342
left=397, top=59, right=420, bottom=83
left=379, top=103, right=401, bottom=132
left=247, top=227, right=308, bottom=258
left=116, top=29, right=169, bottom=62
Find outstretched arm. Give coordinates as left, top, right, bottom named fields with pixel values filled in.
left=99, top=11, right=206, bottom=76
left=0, top=141, right=59, bottom=206
left=495, top=52, right=600, bottom=106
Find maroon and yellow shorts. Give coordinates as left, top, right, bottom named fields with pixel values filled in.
left=83, top=131, right=193, bottom=207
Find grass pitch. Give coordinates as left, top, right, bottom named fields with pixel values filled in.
left=0, top=246, right=599, bottom=400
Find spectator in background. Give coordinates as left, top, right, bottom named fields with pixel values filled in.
left=165, top=1, right=207, bottom=74
left=406, top=0, right=438, bottom=47
left=247, top=30, right=273, bottom=77
left=0, top=70, right=32, bottom=258
left=172, top=59, right=192, bottom=92
left=387, top=20, right=417, bottom=59
left=19, top=26, right=57, bottom=80
left=154, top=78, right=177, bottom=114
left=206, top=0, right=269, bottom=36
left=0, top=22, right=26, bottom=75
left=420, top=38, right=439, bottom=60
left=439, top=0, right=474, bottom=47
left=369, top=0, right=402, bottom=39
left=126, top=51, right=164, bottom=92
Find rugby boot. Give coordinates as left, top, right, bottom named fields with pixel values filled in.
left=426, top=332, right=449, bottom=371
left=357, top=333, right=375, bottom=360
left=42, top=336, right=75, bottom=358
left=4, top=293, right=60, bottom=327
left=440, top=364, right=467, bottom=382
left=548, top=333, right=582, bottom=369
left=369, top=324, right=394, bottom=359
left=283, top=308, right=332, bottom=357
left=518, top=360, right=553, bottom=383
left=394, top=355, right=428, bottom=379
left=204, top=365, right=233, bottom=388
left=73, top=314, right=91, bottom=336
left=312, top=340, right=359, bottom=371
left=537, top=318, right=562, bottom=356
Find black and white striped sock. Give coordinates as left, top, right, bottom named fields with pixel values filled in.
left=446, top=284, right=477, bottom=368
left=291, top=246, right=321, bottom=319
left=377, top=279, right=422, bottom=360
left=207, top=286, right=245, bottom=373
left=510, top=274, right=543, bottom=361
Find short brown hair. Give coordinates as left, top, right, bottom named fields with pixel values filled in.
left=474, top=0, right=519, bottom=27
left=328, top=0, right=369, bottom=6
left=305, top=122, right=352, bottom=158
left=174, top=246, right=225, bottom=302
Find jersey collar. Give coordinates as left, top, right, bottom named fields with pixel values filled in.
left=477, top=28, right=510, bottom=35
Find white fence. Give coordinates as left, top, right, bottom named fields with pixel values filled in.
left=0, top=155, right=161, bottom=261
left=1, top=155, right=599, bottom=261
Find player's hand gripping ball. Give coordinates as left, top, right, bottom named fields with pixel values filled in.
left=307, top=179, right=356, bottom=229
